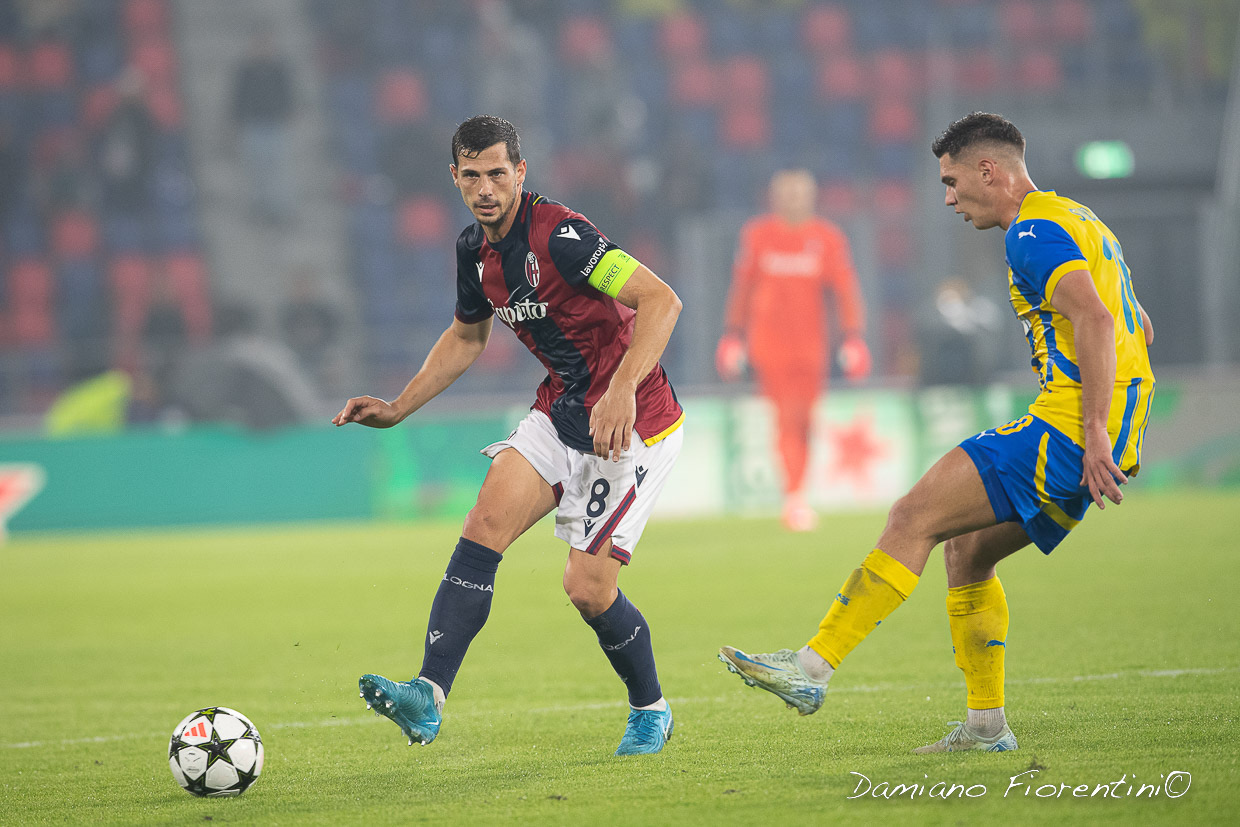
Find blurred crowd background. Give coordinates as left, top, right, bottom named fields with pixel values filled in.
left=0, top=0, right=1237, bottom=430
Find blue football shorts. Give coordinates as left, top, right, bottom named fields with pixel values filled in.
left=959, top=413, right=1116, bottom=554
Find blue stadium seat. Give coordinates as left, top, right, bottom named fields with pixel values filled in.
left=102, top=215, right=149, bottom=253
left=5, top=211, right=44, bottom=256
left=156, top=209, right=201, bottom=250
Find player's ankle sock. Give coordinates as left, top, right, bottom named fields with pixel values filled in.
left=966, top=706, right=1006, bottom=738
left=796, top=646, right=834, bottom=684
left=419, top=677, right=447, bottom=712
left=584, top=590, right=662, bottom=708
left=633, top=697, right=668, bottom=711
left=947, top=577, right=1008, bottom=724
left=807, top=549, right=919, bottom=668
left=417, top=537, right=502, bottom=697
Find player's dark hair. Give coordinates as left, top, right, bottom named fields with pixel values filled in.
left=452, top=115, right=522, bottom=166
left=931, top=112, right=1025, bottom=159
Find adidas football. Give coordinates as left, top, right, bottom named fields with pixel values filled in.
left=168, top=707, right=264, bottom=797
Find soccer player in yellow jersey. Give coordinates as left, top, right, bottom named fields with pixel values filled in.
left=719, top=112, right=1156, bottom=753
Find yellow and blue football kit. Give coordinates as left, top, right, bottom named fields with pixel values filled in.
left=959, top=190, right=1155, bottom=553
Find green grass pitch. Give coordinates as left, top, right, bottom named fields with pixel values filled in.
left=2, top=490, right=1238, bottom=824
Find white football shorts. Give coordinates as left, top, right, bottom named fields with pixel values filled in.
left=481, top=409, right=682, bottom=564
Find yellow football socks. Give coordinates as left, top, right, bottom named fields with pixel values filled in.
left=947, top=577, right=1008, bottom=710
left=807, top=549, right=920, bottom=668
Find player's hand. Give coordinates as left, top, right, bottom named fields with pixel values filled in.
left=1080, top=424, right=1127, bottom=509
left=715, top=334, right=746, bottom=382
left=838, top=336, right=871, bottom=382
left=589, top=381, right=636, bottom=462
left=332, top=396, right=402, bottom=429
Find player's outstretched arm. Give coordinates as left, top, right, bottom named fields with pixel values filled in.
left=333, top=317, right=492, bottom=429
left=589, top=266, right=682, bottom=460
left=1049, top=270, right=1126, bottom=508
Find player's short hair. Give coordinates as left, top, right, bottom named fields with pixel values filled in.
left=931, top=112, right=1025, bottom=159
left=452, top=115, right=522, bottom=166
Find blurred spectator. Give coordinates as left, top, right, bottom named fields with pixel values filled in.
left=280, top=266, right=343, bottom=390
left=231, top=27, right=297, bottom=224
left=95, top=67, right=158, bottom=216
left=168, top=302, right=323, bottom=429
left=916, top=277, right=1003, bottom=387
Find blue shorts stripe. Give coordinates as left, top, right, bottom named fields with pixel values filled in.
left=1111, top=377, right=1143, bottom=466
left=959, top=416, right=1091, bottom=554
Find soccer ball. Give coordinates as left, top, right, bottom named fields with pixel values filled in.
left=168, top=707, right=264, bottom=797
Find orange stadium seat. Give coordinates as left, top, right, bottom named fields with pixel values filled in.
left=658, top=11, right=707, bottom=62
left=29, top=42, right=74, bottom=90
left=0, top=44, right=20, bottom=88
left=817, top=54, right=865, bottom=101
left=396, top=196, right=451, bottom=248
left=871, top=49, right=919, bottom=101
left=559, top=16, right=611, bottom=66
left=669, top=58, right=719, bottom=107
left=131, top=39, right=178, bottom=86
left=51, top=210, right=100, bottom=261
left=124, top=0, right=171, bottom=38
left=1051, top=0, right=1094, bottom=41
left=803, top=5, right=851, bottom=56
left=375, top=68, right=427, bottom=124
left=8, top=259, right=56, bottom=346
left=720, top=104, right=770, bottom=151
left=1016, top=49, right=1064, bottom=93
left=724, top=56, right=769, bottom=103
left=164, top=253, right=212, bottom=343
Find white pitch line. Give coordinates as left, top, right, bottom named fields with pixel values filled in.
left=3, top=666, right=1234, bottom=750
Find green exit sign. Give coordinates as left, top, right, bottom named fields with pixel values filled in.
left=1076, top=140, right=1134, bottom=179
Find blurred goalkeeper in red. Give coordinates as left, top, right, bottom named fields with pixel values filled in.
left=717, top=169, right=870, bottom=531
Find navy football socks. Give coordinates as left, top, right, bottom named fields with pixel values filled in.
left=418, top=537, right=503, bottom=697
left=585, top=590, right=663, bottom=708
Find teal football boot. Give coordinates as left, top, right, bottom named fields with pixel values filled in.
left=359, top=674, right=442, bottom=746
left=614, top=705, right=674, bottom=756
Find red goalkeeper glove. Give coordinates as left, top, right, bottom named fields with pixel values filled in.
left=838, top=336, right=871, bottom=382
left=715, top=334, right=747, bottom=382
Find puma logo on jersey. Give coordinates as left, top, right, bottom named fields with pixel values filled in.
left=557, top=224, right=581, bottom=241
left=1018, top=225, right=1036, bottom=239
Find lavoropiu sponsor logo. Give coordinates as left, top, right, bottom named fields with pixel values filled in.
left=489, top=298, right=549, bottom=328
left=579, top=237, right=609, bottom=281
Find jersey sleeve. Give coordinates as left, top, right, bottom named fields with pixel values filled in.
left=822, top=225, right=864, bottom=335
left=546, top=217, right=641, bottom=298
left=724, top=221, right=759, bottom=335
left=1006, top=218, right=1088, bottom=302
left=454, top=231, right=493, bottom=324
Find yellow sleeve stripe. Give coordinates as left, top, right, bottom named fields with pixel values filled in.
left=588, top=249, right=641, bottom=298
left=1045, top=259, right=1088, bottom=303
left=642, top=412, right=684, bottom=446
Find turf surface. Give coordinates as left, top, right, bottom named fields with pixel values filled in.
left=2, top=491, right=1237, bottom=824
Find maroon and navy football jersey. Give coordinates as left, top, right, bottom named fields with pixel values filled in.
left=454, top=191, right=683, bottom=453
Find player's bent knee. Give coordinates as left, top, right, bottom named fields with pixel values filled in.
left=461, top=506, right=514, bottom=553
left=562, top=568, right=616, bottom=618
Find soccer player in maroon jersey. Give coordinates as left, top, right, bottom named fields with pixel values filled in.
left=334, top=116, right=684, bottom=755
